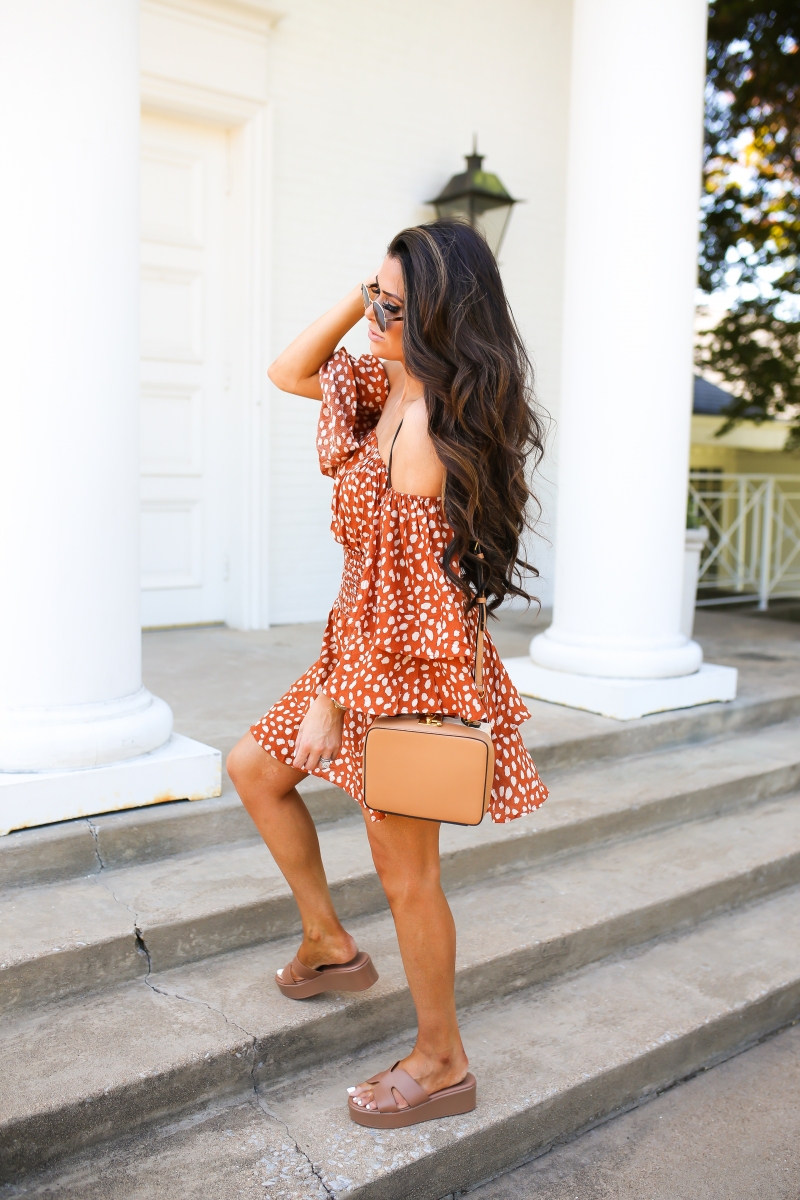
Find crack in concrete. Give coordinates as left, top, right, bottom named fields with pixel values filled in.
left=145, top=974, right=256, bottom=1044
left=68, top=833, right=334, bottom=1195
left=127, top=959, right=332, bottom=1196
left=84, top=820, right=175, bottom=1009
left=85, top=818, right=105, bottom=871
left=134, top=926, right=153, bottom=974
left=132, top=932, right=263, bottom=1074
left=90, top=870, right=159, bottom=997
left=85, top=848, right=258, bottom=1075
left=253, top=1094, right=335, bottom=1198
left=92, top=872, right=138, bottom=923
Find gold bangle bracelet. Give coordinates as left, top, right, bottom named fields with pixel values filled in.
left=329, top=696, right=347, bottom=712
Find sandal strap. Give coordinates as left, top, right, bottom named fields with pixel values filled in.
left=287, top=955, right=319, bottom=981
left=371, top=1066, right=429, bottom=1113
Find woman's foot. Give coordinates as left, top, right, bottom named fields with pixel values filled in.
left=348, top=1047, right=469, bottom=1111
left=287, top=930, right=358, bottom=982
left=275, top=927, right=380, bottom=1000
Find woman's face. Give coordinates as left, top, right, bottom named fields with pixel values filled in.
left=365, top=255, right=405, bottom=362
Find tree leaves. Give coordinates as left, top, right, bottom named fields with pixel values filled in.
left=696, top=298, right=800, bottom=448
left=698, top=2, right=800, bottom=446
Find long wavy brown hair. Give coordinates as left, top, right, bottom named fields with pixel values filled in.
left=387, top=219, right=546, bottom=613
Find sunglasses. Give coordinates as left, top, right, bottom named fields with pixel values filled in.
left=362, top=281, right=403, bottom=333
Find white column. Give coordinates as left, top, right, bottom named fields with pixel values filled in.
left=508, top=0, right=737, bottom=719
left=0, top=0, right=219, bottom=831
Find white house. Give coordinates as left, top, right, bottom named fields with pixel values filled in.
left=0, top=0, right=735, bottom=834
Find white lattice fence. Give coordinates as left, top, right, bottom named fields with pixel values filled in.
left=689, top=473, right=800, bottom=609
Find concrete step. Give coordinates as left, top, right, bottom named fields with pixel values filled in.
left=3, top=684, right=800, bottom=892
left=265, top=886, right=800, bottom=1200
left=4, top=886, right=799, bottom=1195
left=2, top=792, right=800, bottom=1177
left=0, top=775, right=353, bottom=892
left=520, top=680, right=800, bottom=774
left=0, top=1094, right=330, bottom=1200
left=4, top=719, right=800, bottom=1015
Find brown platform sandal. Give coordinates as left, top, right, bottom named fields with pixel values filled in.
left=275, top=951, right=378, bottom=999
left=348, top=1062, right=477, bottom=1128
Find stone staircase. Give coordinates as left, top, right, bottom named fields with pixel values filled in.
left=2, top=686, right=800, bottom=1199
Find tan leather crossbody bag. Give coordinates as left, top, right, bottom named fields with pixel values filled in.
left=362, top=710, right=493, bottom=825
left=362, top=572, right=494, bottom=827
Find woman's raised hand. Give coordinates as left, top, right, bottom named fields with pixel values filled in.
left=267, top=280, right=372, bottom=401
left=292, top=694, right=345, bottom=772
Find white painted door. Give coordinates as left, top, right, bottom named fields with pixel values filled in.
left=139, top=114, right=231, bottom=627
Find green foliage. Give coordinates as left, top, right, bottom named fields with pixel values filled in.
left=697, top=1, right=800, bottom=448
left=696, top=298, right=800, bottom=448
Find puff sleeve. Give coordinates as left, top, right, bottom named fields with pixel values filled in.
left=316, top=348, right=388, bottom=477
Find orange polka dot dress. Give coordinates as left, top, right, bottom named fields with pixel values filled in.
left=251, top=349, right=548, bottom=823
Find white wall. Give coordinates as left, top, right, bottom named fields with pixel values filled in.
left=265, top=0, right=572, bottom=622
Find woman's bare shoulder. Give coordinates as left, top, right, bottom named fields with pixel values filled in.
left=390, top=398, right=445, bottom=498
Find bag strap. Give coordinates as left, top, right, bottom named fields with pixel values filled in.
left=474, top=546, right=487, bottom=700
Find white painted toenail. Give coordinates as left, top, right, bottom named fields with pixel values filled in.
left=347, top=1087, right=355, bottom=1093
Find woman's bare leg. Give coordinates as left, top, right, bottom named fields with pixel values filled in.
left=227, top=734, right=356, bottom=971
left=350, top=812, right=468, bottom=1109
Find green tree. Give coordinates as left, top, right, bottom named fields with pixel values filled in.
left=696, top=1, right=800, bottom=449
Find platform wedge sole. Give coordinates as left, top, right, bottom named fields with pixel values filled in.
left=275, top=951, right=378, bottom=999
left=348, top=1065, right=477, bottom=1129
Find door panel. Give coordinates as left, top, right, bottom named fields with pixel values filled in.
left=140, top=499, right=202, bottom=589
left=140, top=114, right=229, bottom=627
left=140, top=267, right=203, bottom=362
left=140, top=384, right=203, bottom=476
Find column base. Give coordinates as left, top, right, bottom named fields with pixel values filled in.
left=0, top=689, right=174, bottom=772
left=504, top=659, right=738, bottom=721
left=0, top=734, right=221, bottom=836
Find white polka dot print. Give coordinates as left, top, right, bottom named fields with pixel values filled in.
left=251, top=348, right=548, bottom=823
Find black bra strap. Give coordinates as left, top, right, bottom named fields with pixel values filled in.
left=387, top=419, right=404, bottom=488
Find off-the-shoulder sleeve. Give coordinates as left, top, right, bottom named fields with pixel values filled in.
left=365, top=492, right=468, bottom=658
left=317, top=348, right=389, bottom=477
left=321, top=491, right=493, bottom=718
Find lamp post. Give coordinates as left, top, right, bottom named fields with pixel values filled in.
left=428, top=140, right=519, bottom=257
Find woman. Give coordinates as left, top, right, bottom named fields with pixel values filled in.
left=227, top=219, right=548, bottom=1129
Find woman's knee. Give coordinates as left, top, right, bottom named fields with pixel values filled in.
left=228, top=735, right=305, bottom=806
left=226, top=734, right=259, bottom=789
left=227, top=734, right=276, bottom=800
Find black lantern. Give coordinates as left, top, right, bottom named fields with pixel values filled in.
left=428, top=140, right=519, bottom=257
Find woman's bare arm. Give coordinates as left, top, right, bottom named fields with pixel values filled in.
left=267, top=284, right=366, bottom=400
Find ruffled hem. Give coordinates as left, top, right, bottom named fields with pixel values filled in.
left=250, top=624, right=548, bottom=825
left=321, top=624, right=530, bottom=735
left=323, top=648, right=485, bottom=721
left=251, top=673, right=547, bottom=824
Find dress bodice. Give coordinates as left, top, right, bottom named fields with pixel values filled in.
left=317, top=350, right=476, bottom=665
